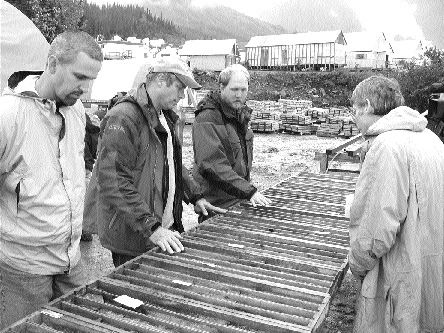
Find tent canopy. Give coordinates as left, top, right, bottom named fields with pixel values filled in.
left=1, top=0, right=50, bottom=91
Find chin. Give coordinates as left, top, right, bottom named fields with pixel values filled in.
left=65, top=98, right=79, bottom=106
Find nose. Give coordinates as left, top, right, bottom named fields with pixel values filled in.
left=80, top=80, right=92, bottom=94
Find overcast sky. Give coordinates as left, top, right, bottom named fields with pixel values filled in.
left=193, top=0, right=425, bottom=40
left=90, top=0, right=443, bottom=47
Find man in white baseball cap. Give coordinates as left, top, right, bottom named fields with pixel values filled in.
left=84, top=56, right=224, bottom=268
left=132, top=57, right=201, bottom=90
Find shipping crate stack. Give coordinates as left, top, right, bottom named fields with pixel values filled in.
left=280, top=114, right=317, bottom=135
left=317, top=107, right=358, bottom=138
left=248, top=100, right=282, bottom=133
left=278, top=99, right=312, bottom=114
left=278, top=99, right=316, bottom=135
left=340, top=118, right=360, bottom=138
left=307, top=107, right=329, bottom=123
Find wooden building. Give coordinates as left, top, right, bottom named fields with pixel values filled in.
left=245, top=30, right=347, bottom=71
left=179, top=39, right=238, bottom=71
left=99, top=36, right=148, bottom=60
left=390, top=39, right=424, bottom=67
left=345, top=32, right=393, bottom=69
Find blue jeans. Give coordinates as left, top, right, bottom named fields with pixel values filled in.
left=0, top=259, right=86, bottom=329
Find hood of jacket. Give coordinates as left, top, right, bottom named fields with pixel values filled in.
left=366, top=106, right=427, bottom=136
left=195, top=91, right=251, bottom=125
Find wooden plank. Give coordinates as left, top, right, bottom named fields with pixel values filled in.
left=41, top=307, right=127, bottom=333
left=58, top=301, right=170, bottom=333
left=74, top=292, right=250, bottom=333
left=98, top=278, right=313, bottom=333
left=326, top=134, right=362, bottom=155
left=24, top=322, right=63, bottom=333
left=112, top=272, right=312, bottom=327
left=147, top=250, right=331, bottom=293
left=180, top=238, right=340, bottom=277
left=196, top=224, right=348, bottom=255
left=123, top=266, right=318, bottom=317
left=210, top=217, right=349, bottom=247
left=137, top=255, right=328, bottom=300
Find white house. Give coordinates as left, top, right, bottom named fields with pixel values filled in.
left=345, top=31, right=393, bottom=69
left=179, top=39, right=238, bottom=71
left=245, top=30, right=347, bottom=71
left=390, top=39, right=424, bottom=66
left=155, top=45, right=179, bottom=58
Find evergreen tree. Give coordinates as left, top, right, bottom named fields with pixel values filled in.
left=7, top=0, right=85, bottom=43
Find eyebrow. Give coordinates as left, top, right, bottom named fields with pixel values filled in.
left=74, top=72, right=96, bottom=80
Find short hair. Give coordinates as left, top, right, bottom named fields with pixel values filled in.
left=146, top=72, right=176, bottom=87
left=351, top=76, right=405, bottom=116
left=219, top=64, right=250, bottom=88
left=48, top=31, right=103, bottom=64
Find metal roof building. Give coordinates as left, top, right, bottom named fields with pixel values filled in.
left=245, top=30, right=347, bottom=71
left=179, top=39, right=238, bottom=71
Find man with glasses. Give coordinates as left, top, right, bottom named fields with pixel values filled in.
left=84, top=58, right=225, bottom=267
left=348, top=75, right=444, bottom=332
left=0, top=31, right=103, bottom=328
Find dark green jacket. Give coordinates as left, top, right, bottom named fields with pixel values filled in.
left=192, top=91, right=256, bottom=209
left=84, top=84, right=202, bottom=256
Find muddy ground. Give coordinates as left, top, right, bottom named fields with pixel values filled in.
left=81, top=125, right=360, bottom=332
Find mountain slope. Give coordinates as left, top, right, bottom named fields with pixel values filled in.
left=142, top=0, right=285, bottom=42
left=258, top=0, right=361, bottom=34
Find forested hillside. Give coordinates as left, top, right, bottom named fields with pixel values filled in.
left=82, top=3, right=185, bottom=44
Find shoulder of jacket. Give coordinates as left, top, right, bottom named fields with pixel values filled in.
left=107, top=100, right=143, bottom=125
left=0, top=94, right=27, bottom=121
left=194, top=107, right=225, bottom=125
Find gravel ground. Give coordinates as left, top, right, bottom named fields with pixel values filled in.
left=81, top=125, right=359, bottom=332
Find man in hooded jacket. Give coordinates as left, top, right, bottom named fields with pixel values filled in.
left=348, top=75, right=444, bottom=332
left=192, top=64, right=270, bottom=221
left=0, top=31, right=103, bottom=328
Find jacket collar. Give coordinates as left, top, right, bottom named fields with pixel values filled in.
left=3, top=75, right=56, bottom=111
left=197, top=91, right=251, bottom=124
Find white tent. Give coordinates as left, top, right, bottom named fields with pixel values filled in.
left=0, top=0, right=50, bottom=91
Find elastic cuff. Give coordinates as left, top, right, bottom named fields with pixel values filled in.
left=189, top=192, right=204, bottom=205
left=150, top=222, right=161, bottom=232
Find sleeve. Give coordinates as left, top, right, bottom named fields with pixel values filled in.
left=84, top=118, right=95, bottom=172
left=348, top=139, right=409, bottom=277
left=96, top=108, right=159, bottom=236
left=192, top=115, right=257, bottom=200
left=84, top=114, right=100, bottom=172
left=181, top=164, right=203, bottom=205
left=0, top=96, right=19, bottom=174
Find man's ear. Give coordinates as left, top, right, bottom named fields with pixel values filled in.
left=365, top=99, right=374, bottom=114
left=47, top=56, right=58, bottom=74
